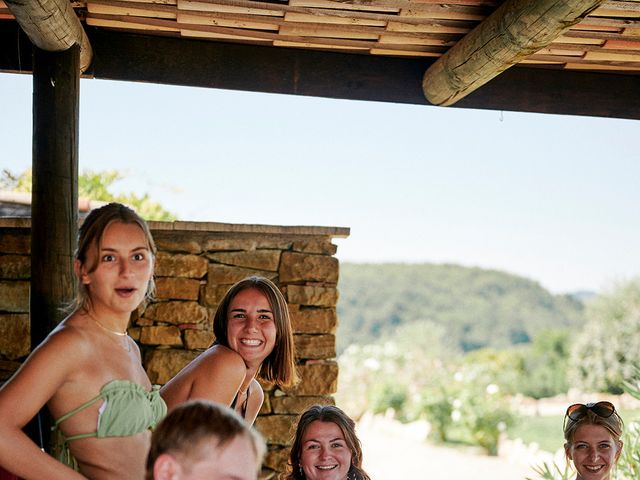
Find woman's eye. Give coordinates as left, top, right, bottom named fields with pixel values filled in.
left=133, top=253, right=145, bottom=261
left=332, top=442, right=345, bottom=448
left=599, top=444, right=611, bottom=449
left=259, top=314, right=273, bottom=321
left=306, top=444, right=319, bottom=450
left=102, top=254, right=115, bottom=262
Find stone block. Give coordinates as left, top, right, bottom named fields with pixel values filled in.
left=0, top=314, right=29, bottom=360
left=183, top=329, right=215, bottom=350
left=0, top=255, right=30, bottom=279
left=291, top=238, right=337, bottom=255
left=140, top=326, right=183, bottom=346
left=145, top=349, right=199, bottom=384
left=204, top=238, right=258, bottom=252
left=279, top=252, right=338, bottom=283
left=294, top=334, right=336, bottom=360
left=270, top=395, right=334, bottom=415
left=263, top=447, right=289, bottom=472
left=144, top=301, right=209, bottom=325
left=207, top=250, right=281, bottom=272
left=255, top=238, right=292, bottom=250
left=0, top=281, right=29, bottom=312
left=288, top=306, right=337, bottom=334
left=259, top=393, right=272, bottom=415
left=285, top=285, right=338, bottom=307
left=0, top=232, right=30, bottom=254
left=155, top=252, right=208, bottom=278
left=207, top=264, right=277, bottom=284
left=128, top=326, right=141, bottom=342
left=203, top=283, right=232, bottom=308
left=286, top=361, right=338, bottom=396
left=155, top=277, right=200, bottom=301
left=154, top=234, right=203, bottom=254
left=255, top=415, right=298, bottom=446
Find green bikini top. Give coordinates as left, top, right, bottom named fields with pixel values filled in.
left=53, top=379, right=167, bottom=468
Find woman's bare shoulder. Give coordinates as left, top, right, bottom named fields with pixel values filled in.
left=198, top=344, right=245, bottom=370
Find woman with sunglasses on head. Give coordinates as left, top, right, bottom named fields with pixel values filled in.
left=563, top=401, right=624, bottom=480
left=0, top=203, right=166, bottom=480
left=161, top=276, right=298, bottom=426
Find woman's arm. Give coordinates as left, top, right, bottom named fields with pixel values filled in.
left=161, top=346, right=247, bottom=411
left=0, top=329, right=87, bottom=480
left=243, top=378, right=265, bottom=426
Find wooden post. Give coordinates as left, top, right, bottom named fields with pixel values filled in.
left=27, top=44, right=79, bottom=452
left=422, top=0, right=607, bottom=106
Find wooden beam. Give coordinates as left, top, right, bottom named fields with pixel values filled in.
left=1, top=22, right=639, bottom=119
left=4, top=0, right=92, bottom=72
left=29, top=44, right=80, bottom=451
left=422, top=0, right=608, bottom=106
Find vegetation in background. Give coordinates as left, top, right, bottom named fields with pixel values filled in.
left=569, top=280, right=640, bottom=394
left=1, top=168, right=176, bottom=221
left=337, top=263, right=585, bottom=354
left=338, top=274, right=640, bottom=458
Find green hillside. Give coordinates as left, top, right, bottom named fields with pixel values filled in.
left=336, top=263, right=585, bottom=353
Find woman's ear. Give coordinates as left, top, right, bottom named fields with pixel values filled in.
left=74, top=259, right=90, bottom=285
left=564, top=442, right=573, bottom=461
left=153, top=453, right=182, bottom=480
left=615, top=440, right=624, bottom=462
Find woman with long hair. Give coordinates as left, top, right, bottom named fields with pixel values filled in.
left=161, top=276, right=297, bottom=425
left=0, top=203, right=166, bottom=479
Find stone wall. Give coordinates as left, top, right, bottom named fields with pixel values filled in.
left=0, top=218, right=349, bottom=479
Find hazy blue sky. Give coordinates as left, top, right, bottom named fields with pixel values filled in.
left=2, top=72, right=639, bottom=294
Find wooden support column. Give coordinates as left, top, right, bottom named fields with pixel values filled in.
left=27, top=44, right=80, bottom=451
left=422, top=0, right=607, bottom=106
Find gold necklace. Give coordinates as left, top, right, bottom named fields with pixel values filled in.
left=94, top=318, right=128, bottom=336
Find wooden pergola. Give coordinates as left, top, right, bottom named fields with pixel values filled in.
left=1, top=0, right=639, bottom=449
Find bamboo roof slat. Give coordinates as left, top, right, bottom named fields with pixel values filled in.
left=278, top=24, right=379, bottom=39
left=385, top=20, right=471, bottom=33
left=289, top=0, right=399, bottom=14
left=398, top=7, right=485, bottom=21
left=283, top=12, right=386, bottom=26
left=178, top=11, right=279, bottom=29
left=378, top=33, right=452, bottom=45
left=86, top=15, right=180, bottom=30
left=604, top=38, right=640, bottom=48
left=178, top=0, right=283, bottom=16
left=273, top=39, right=367, bottom=49
left=584, top=49, right=640, bottom=61
left=370, top=47, right=439, bottom=56
left=88, top=1, right=177, bottom=19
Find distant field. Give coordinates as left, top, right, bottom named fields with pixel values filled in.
left=508, top=409, right=640, bottom=453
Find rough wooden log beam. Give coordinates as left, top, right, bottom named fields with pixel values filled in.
left=4, top=0, right=92, bottom=72
left=422, top=0, right=607, bottom=106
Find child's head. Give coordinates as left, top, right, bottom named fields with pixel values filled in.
left=213, top=276, right=298, bottom=387
left=72, top=202, right=156, bottom=312
left=146, top=400, right=265, bottom=480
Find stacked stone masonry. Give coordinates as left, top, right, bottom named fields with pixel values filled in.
left=0, top=219, right=349, bottom=479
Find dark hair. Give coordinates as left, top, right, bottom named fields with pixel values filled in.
left=70, top=202, right=156, bottom=312
left=283, top=405, right=371, bottom=480
left=145, top=400, right=265, bottom=480
left=213, top=276, right=298, bottom=387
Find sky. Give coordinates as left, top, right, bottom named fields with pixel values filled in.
left=2, top=71, right=639, bottom=295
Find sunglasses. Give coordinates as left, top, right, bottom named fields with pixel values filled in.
left=565, top=401, right=616, bottom=422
